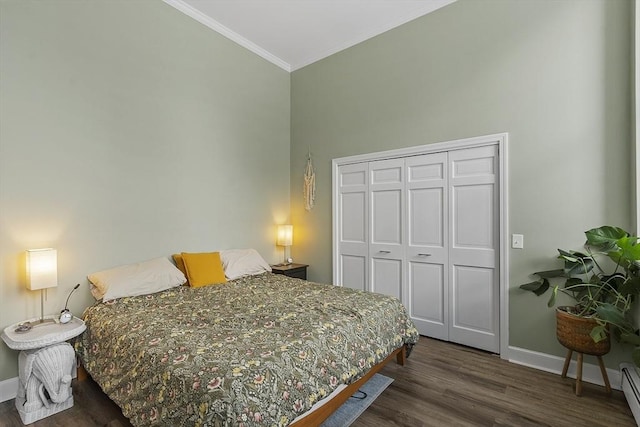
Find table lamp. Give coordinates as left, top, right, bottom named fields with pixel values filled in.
left=26, top=248, right=58, bottom=326
left=276, top=225, right=293, bottom=265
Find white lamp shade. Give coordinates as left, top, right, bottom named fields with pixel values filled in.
left=277, top=225, right=293, bottom=247
left=26, top=248, right=57, bottom=290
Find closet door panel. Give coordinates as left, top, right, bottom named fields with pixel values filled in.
left=341, top=192, right=366, bottom=242
left=405, top=153, right=448, bottom=338
left=369, top=159, right=404, bottom=298
left=452, top=265, right=495, bottom=332
left=371, top=258, right=402, bottom=299
left=409, top=188, right=443, bottom=246
left=448, top=146, right=499, bottom=353
left=371, top=189, right=402, bottom=245
left=454, top=185, right=494, bottom=246
left=337, top=163, right=369, bottom=291
left=408, top=261, right=447, bottom=340
left=341, top=255, right=367, bottom=291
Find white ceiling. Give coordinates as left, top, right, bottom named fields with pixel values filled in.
left=163, top=0, right=457, bottom=72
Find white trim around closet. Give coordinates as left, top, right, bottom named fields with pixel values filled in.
left=331, top=132, right=510, bottom=359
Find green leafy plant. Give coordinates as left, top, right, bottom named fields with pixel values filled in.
left=520, top=226, right=640, bottom=366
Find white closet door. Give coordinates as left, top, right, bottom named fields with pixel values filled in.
left=337, top=163, right=369, bottom=291
left=369, top=159, right=404, bottom=299
left=448, top=145, right=499, bottom=353
left=405, top=153, right=448, bottom=340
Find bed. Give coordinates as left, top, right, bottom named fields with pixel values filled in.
left=76, top=271, right=419, bottom=426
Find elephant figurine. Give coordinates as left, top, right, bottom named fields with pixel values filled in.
left=15, top=342, right=76, bottom=423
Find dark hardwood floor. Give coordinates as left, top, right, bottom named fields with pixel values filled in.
left=0, top=338, right=635, bottom=426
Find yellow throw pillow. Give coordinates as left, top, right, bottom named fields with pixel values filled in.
left=172, top=254, right=190, bottom=286
left=180, top=252, right=227, bottom=288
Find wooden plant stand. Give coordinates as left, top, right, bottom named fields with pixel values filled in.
left=560, top=348, right=611, bottom=396
left=556, top=307, right=611, bottom=396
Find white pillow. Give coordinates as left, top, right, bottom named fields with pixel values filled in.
left=220, top=249, right=271, bottom=280
left=88, top=257, right=186, bottom=301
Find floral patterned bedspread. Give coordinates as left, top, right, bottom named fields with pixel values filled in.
left=75, top=273, right=419, bottom=427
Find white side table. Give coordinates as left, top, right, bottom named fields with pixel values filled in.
left=2, top=315, right=86, bottom=350
left=1, top=315, right=86, bottom=424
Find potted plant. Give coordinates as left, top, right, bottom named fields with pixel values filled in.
left=520, top=226, right=640, bottom=367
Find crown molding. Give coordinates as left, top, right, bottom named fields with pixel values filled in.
left=162, top=0, right=291, bottom=72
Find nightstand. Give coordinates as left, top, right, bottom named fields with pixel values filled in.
left=1, top=315, right=86, bottom=424
left=271, top=263, right=308, bottom=280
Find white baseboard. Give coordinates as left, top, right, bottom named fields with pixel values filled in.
left=508, top=345, right=622, bottom=391
left=0, top=377, right=18, bottom=403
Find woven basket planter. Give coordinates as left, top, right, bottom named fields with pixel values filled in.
left=556, top=306, right=610, bottom=356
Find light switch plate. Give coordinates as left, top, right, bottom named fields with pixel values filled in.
left=512, top=234, right=524, bottom=249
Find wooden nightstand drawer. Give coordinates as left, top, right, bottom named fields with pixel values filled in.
left=271, top=263, right=308, bottom=280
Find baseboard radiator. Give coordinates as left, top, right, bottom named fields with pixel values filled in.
left=621, top=363, right=640, bottom=425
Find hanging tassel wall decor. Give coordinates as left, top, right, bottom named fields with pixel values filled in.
left=303, top=150, right=315, bottom=211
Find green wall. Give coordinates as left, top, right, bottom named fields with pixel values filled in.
left=291, top=0, right=632, bottom=365
left=0, top=0, right=290, bottom=381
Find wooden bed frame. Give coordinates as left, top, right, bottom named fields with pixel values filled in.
left=289, top=344, right=406, bottom=426
left=77, top=344, right=407, bottom=426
